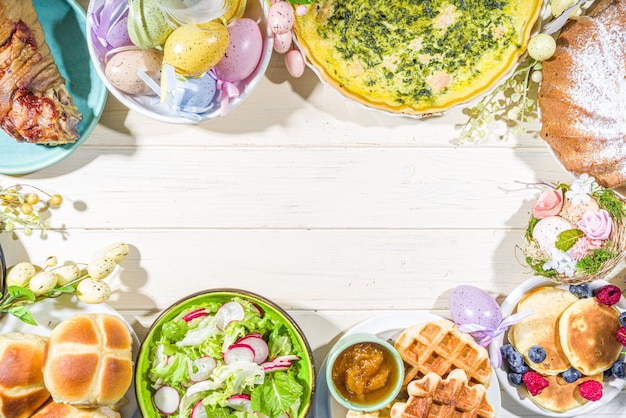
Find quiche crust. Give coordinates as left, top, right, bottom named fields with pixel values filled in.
left=294, top=0, right=542, bottom=116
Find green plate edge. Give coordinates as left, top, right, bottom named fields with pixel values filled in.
left=135, top=288, right=316, bottom=418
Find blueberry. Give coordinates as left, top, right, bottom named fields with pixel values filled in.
left=511, top=362, right=530, bottom=374
left=612, top=361, right=626, bottom=379
left=562, top=367, right=582, bottom=383
left=619, top=312, right=626, bottom=327
left=605, top=367, right=614, bottom=378
left=528, top=345, right=547, bottom=363
left=508, top=372, right=523, bottom=386
left=500, top=343, right=515, bottom=361
left=507, top=351, right=524, bottom=368
left=569, top=284, right=593, bottom=298
left=508, top=351, right=530, bottom=373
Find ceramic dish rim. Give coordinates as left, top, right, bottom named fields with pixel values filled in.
left=134, top=287, right=315, bottom=418
left=488, top=276, right=626, bottom=417
left=0, top=0, right=108, bottom=175
left=85, top=0, right=274, bottom=125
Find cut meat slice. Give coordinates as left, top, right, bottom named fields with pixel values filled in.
left=0, top=0, right=82, bottom=145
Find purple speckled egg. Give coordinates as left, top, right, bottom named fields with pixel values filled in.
left=107, top=15, right=132, bottom=48
left=449, top=285, right=502, bottom=338
left=268, top=1, right=295, bottom=35
left=214, top=18, right=263, bottom=82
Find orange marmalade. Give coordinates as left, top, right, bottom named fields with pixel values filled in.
left=331, top=341, right=399, bottom=405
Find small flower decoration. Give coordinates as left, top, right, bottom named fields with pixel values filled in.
left=523, top=176, right=626, bottom=282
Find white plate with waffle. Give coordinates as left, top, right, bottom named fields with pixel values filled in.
left=313, top=312, right=501, bottom=417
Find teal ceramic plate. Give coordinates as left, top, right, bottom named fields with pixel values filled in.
left=135, top=288, right=315, bottom=417
left=0, top=0, right=107, bottom=175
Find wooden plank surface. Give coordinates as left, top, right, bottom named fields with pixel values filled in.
left=0, top=1, right=624, bottom=416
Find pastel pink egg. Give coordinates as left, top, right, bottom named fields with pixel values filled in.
left=273, top=30, right=292, bottom=54
left=215, top=18, right=263, bottom=82
left=296, top=4, right=308, bottom=16
left=268, top=1, right=295, bottom=35
left=285, top=49, right=305, bottom=78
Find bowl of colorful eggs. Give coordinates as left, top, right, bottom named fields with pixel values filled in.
left=86, top=0, right=273, bottom=124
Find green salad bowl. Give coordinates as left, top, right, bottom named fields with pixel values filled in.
left=135, top=288, right=315, bottom=418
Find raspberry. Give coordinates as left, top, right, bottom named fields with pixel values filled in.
left=578, top=380, right=603, bottom=401
left=617, top=326, right=626, bottom=346
left=522, top=371, right=549, bottom=396
left=596, top=284, right=622, bottom=306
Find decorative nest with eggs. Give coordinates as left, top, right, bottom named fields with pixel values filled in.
left=522, top=175, right=626, bottom=285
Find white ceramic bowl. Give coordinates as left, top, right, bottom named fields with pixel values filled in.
left=291, top=1, right=545, bottom=120
left=489, top=277, right=626, bottom=417
left=86, top=0, right=273, bottom=124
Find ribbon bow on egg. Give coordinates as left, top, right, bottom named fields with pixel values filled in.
left=449, top=285, right=533, bottom=367
left=210, top=70, right=240, bottom=116
left=88, top=0, right=130, bottom=56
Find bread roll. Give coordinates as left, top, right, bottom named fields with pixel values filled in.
left=42, top=314, right=133, bottom=407
left=0, top=332, right=50, bottom=418
left=32, top=401, right=121, bottom=418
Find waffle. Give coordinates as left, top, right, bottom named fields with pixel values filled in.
left=394, top=320, right=491, bottom=387
left=390, top=369, right=495, bottom=418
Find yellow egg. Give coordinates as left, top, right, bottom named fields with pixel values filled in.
left=550, top=0, right=578, bottom=16
left=164, top=22, right=229, bottom=76
left=222, top=0, right=247, bottom=22
left=527, top=34, right=556, bottom=61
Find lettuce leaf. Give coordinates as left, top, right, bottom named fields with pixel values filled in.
left=250, top=372, right=304, bottom=417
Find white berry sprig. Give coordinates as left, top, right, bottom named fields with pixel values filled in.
left=0, top=242, right=129, bottom=325
left=0, top=184, right=63, bottom=237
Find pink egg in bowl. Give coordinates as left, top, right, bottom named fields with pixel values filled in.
left=86, top=0, right=274, bottom=124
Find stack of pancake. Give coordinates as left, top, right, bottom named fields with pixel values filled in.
left=509, top=286, right=623, bottom=412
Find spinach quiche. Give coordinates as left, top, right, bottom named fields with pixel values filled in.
left=293, top=0, right=542, bottom=116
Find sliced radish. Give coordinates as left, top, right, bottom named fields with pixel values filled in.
left=226, top=394, right=251, bottom=411
left=183, top=308, right=208, bottom=322
left=250, top=302, right=264, bottom=317
left=223, top=343, right=256, bottom=364
left=153, top=386, right=180, bottom=415
left=188, top=356, right=217, bottom=381
left=272, top=354, right=300, bottom=363
left=215, top=301, right=245, bottom=330
left=236, top=334, right=269, bottom=364
left=191, top=400, right=208, bottom=418
left=262, top=360, right=292, bottom=372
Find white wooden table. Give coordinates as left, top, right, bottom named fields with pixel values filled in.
left=0, top=1, right=625, bottom=416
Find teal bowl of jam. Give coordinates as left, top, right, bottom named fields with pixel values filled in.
left=326, top=333, right=404, bottom=412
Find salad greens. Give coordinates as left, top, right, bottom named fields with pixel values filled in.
left=147, top=296, right=308, bottom=418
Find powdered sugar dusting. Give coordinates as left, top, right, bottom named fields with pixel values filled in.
left=564, top=5, right=626, bottom=178
left=568, top=18, right=626, bottom=140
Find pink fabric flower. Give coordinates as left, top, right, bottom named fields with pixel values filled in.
left=532, top=189, right=564, bottom=219
left=577, top=209, right=613, bottom=240
left=571, top=236, right=605, bottom=260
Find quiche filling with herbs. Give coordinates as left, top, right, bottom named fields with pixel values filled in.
left=294, top=0, right=541, bottom=115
